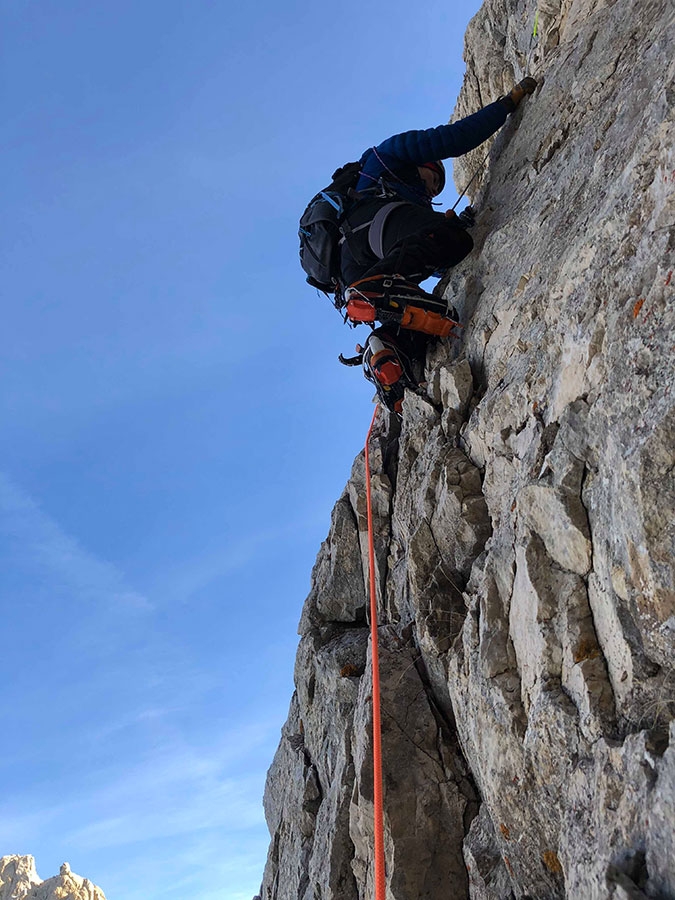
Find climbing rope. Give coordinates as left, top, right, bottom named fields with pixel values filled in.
left=365, top=407, right=386, bottom=900
left=451, top=148, right=491, bottom=210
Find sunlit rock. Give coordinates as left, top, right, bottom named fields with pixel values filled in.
left=0, top=857, right=106, bottom=900
left=256, top=0, right=674, bottom=895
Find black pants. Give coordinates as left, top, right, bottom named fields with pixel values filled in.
left=340, top=198, right=474, bottom=286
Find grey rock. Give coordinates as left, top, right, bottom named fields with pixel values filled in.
left=517, top=483, right=592, bottom=575
left=298, top=491, right=367, bottom=635
left=427, top=356, right=474, bottom=421
left=256, top=0, right=675, bottom=896
left=350, top=632, right=475, bottom=900
left=463, top=805, right=514, bottom=900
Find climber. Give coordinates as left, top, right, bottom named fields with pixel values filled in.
left=340, top=77, right=538, bottom=315
left=337, top=77, right=537, bottom=414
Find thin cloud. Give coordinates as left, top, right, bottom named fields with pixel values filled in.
left=63, top=722, right=274, bottom=851
left=0, top=805, right=66, bottom=848
left=0, top=715, right=277, bottom=885
left=93, top=830, right=270, bottom=900
left=150, top=511, right=326, bottom=606
left=0, top=472, right=151, bottom=612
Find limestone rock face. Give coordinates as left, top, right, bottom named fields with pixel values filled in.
left=0, top=857, right=40, bottom=900
left=0, top=857, right=106, bottom=900
left=257, top=0, right=674, bottom=896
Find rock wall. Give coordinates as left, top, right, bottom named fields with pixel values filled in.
left=256, top=0, right=675, bottom=896
left=0, top=858, right=106, bottom=900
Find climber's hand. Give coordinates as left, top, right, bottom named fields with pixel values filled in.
left=500, top=76, right=537, bottom=113
left=509, top=76, right=538, bottom=106
left=457, top=206, right=476, bottom=229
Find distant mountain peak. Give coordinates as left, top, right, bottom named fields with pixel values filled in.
left=0, top=856, right=107, bottom=900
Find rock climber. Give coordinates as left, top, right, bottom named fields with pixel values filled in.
left=341, top=76, right=537, bottom=316
left=339, top=77, right=537, bottom=413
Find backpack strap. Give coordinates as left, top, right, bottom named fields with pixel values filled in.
left=337, top=206, right=376, bottom=268
left=338, top=199, right=411, bottom=266
left=367, top=201, right=409, bottom=259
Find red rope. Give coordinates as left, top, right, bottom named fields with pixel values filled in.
left=365, top=407, right=386, bottom=900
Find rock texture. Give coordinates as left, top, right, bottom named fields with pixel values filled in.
left=257, top=0, right=675, bottom=896
left=0, top=858, right=106, bottom=900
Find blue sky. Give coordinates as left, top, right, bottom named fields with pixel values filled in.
left=1, top=0, right=481, bottom=896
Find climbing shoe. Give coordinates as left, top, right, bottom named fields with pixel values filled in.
left=362, top=329, right=419, bottom=415
left=344, top=274, right=461, bottom=339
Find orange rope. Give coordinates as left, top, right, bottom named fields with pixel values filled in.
left=365, top=407, right=386, bottom=900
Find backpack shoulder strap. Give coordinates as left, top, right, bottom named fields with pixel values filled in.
left=367, top=201, right=409, bottom=259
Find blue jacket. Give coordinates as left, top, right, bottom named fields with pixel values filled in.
left=356, top=99, right=508, bottom=206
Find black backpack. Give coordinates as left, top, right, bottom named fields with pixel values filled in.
left=298, top=162, right=362, bottom=296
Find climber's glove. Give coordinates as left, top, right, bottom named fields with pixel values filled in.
left=499, top=76, right=538, bottom=113
left=457, top=205, right=476, bottom=229
left=445, top=206, right=475, bottom=228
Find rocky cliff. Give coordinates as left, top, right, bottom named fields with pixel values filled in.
left=257, top=0, right=675, bottom=896
left=0, top=858, right=106, bottom=900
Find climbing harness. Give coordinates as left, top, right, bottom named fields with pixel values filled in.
left=344, top=274, right=462, bottom=338
left=365, top=407, right=386, bottom=900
